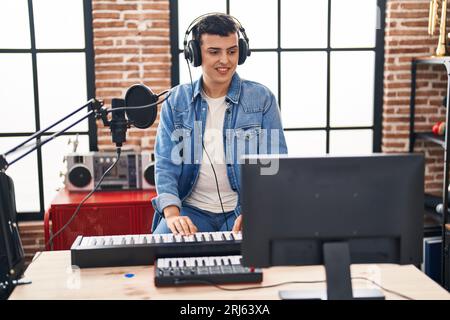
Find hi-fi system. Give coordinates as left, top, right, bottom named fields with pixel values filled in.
left=65, top=151, right=155, bottom=192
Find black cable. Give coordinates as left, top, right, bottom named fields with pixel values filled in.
left=173, top=276, right=414, bottom=300
left=29, top=147, right=122, bottom=267
left=202, top=143, right=229, bottom=231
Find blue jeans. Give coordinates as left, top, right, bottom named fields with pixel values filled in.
left=152, top=204, right=239, bottom=234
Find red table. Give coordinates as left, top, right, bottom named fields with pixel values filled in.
left=44, top=188, right=157, bottom=250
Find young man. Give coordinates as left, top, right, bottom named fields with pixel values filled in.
left=151, top=13, right=287, bottom=235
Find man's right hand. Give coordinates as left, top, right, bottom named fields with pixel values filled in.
left=163, top=205, right=198, bottom=235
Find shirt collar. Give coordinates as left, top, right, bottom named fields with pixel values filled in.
left=192, top=72, right=242, bottom=104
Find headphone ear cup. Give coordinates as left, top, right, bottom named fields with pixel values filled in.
left=238, top=38, right=249, bottom=65
left=187, top=40, right=202, bottom=67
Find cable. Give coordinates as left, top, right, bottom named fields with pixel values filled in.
left=351, top=276, right=414, bottom=301
left=173, top=276, right=414, bottom=300
left=202, top=143, right=229, bottom=231
left=29, top=147, right=122, bottom=267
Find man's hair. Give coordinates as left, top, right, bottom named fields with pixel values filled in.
left=192, top=13, right=238, bottom=44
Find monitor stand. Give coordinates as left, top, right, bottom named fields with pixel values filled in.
left=279, top=242, right=385, bottom=300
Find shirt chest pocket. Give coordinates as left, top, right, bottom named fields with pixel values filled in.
left=234, top=125, right=261, bottom=155
left=235, top=125, right=261, bottom=140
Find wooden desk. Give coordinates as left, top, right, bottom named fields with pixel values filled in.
left=9, top=251, right=450, bottom=300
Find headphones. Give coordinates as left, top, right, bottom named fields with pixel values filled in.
left=183, top=13, right=251, bottom=67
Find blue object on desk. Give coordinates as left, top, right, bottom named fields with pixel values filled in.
left=124, top=273, right=135, bottom=278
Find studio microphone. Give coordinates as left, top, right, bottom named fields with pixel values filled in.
left=110, top=98, right=128, bottom=147
left=98, top=84, right=170, bottom=148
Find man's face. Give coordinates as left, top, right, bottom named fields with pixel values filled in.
left=199, top=32, right=239, bottom=88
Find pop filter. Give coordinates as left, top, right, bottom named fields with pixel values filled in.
left=124, top=84, right=158, bottom=129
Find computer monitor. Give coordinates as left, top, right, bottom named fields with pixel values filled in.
left=240, top=154, right=424, bottom=300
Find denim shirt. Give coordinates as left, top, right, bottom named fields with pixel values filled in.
left=151, top=72, right=288, bottom=225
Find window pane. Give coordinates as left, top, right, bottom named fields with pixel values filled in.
left=179, top=52, right=203, bottom=85
left=33, top=0, right=85, bottom=49
left=0, top=54, right=35, bottom=133
left=230, top=0, right=277, bottom=48
left=237, top=52, right=278, bottom=99
left=42, top=135, right=89, bottom=209
left=330, top=129, right=373, bottom=155
left=330, top=51, right=374, bottom=127
left=331, top=0, right=378, bottom=48
left=284, top=130, right=326, bottom=156
left=0, top=138, right=40, bottom=212
left=281, top=52, right=327, bottom=128
left=0, top=0, right=30, bottom=49
left=281, top=0, right=328, bottom=48
left=178, top=0, right=226, bottom=50
left=37, top=53, right=88, bottom=132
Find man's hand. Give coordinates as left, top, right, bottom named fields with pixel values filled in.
left=232, top=215, right=242, bottom=233
left=163, top=205, right=198, bottom=235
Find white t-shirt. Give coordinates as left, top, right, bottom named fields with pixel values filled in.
left=184, top=91, right=238, bottom=213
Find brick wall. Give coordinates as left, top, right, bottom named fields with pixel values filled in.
left=93, top=0, right=171, bottom=152
left=384, top=0, right=450, bottom=196
left=18, top=221, right=45, bottom=267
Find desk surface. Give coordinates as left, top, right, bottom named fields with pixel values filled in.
left=9, top=251, right=450, bottom=300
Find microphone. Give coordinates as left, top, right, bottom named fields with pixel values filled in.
left=97, top=84, right=169, bottom=148
left=110, top=98, right=128, bottom=147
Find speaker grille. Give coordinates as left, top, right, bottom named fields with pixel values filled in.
left=68, top=166, right=92, bottom=188
left=144, top=164, right=155, bottom=186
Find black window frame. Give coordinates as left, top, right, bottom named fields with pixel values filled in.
left=170, top=0, right=385, bottom=153
left=0, top=0, right=97, bottom=221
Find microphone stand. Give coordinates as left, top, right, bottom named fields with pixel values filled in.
left=1, top=98, right=104, bottom=172
left=0, top=88, right=168, bottom=299
left=0, top=98, right=106, bottom=299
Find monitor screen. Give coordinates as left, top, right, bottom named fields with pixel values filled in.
left=240, top=154, right=424, bottom=299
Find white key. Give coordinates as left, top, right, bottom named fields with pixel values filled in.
left=186, top=258, right=195, bottom=267
left=156, top=259, right=165, bottom=268
left=194, top=233, right=203, bottom=242
left=174, top=234, right=184, bottom=243
left=124, top=235, right=133, bottom=245
left=184, top=235, right=195, bottom=242
left=233, top=232, right=242, bottom=241
left=205, top=257, right=215, bottom=267
left=204, top=233, right=213, bottom=242
left=88, top=237, right=97, bottom=246
left=153, top=235, right=161, bottom=243
left=97, top=237, right=106, bottom=246
left=143, top=235, right=151, bottom=244
left=80, top=237, right=90, bottom=247
left=213, top=257, right=222, bottom=266
left=221, top=257, right=230, bottom=265
left=223, top=232, right=233, bottom=241
left=211, top=232, right=223, bottom=241
left=131, top=235, right=139, bottom=244
left=111, top=236, right=123, bottom=246
left=230, top=256, right=241, bottom=265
